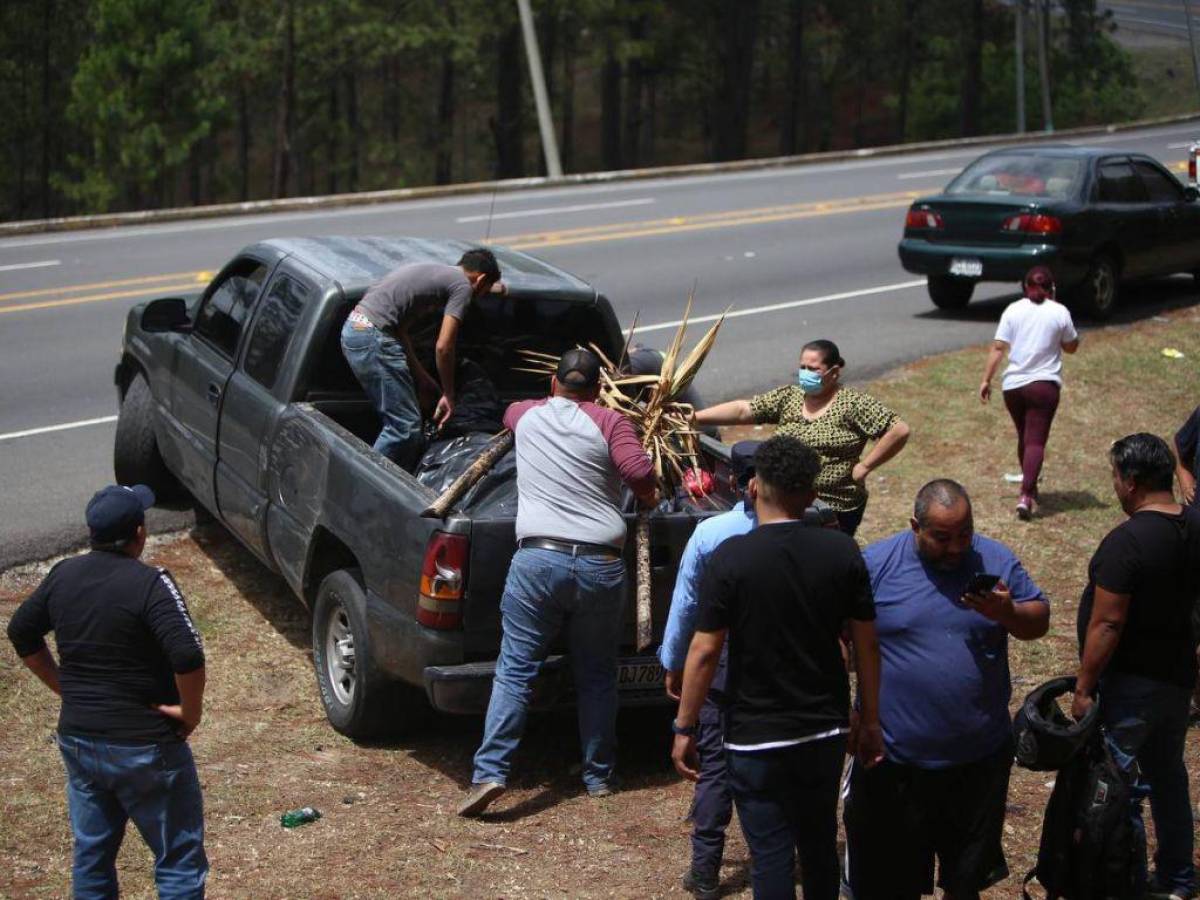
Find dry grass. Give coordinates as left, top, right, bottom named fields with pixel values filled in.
left=2, top=301, right=1198, bottom=898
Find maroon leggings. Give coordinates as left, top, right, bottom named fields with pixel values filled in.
left=1002, top=381, right=1060, bottom=498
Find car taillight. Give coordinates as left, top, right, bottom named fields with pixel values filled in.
left=905, top=208, right=943, bottom=229
left=1190, top=153, right=1197, bottom=185
left=418, top=532, right=468, bottom=629
left=1001, top=214, right=1062, bottom=235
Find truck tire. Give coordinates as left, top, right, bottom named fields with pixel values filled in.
left=312, top=568, right=429, bottom=739
left=114, top=372, right=184, bottom=501
left=927, top=275, right=975, bottom=310
left=1073, top=254, right=1119, bottom=320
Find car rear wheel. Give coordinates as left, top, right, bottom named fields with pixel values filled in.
left=1075, top=255, right=1119, bottom=320
left=312, top=568, right=429, bottom=739
left=927, top=275, right=975, bottom=310
left=114, top=372, right=185, bottom=501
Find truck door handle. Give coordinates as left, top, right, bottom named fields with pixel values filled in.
left=207, top=383, right=221, bottom=406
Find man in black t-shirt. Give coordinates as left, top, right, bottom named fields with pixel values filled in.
left=1073, top=434, right=1199, bottom=900
left=671, top=436, right=883, bottom=900
left=7, top=485, right=208, bottom=899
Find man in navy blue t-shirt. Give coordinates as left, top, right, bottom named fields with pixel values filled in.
left=844, top=479, right=1048, bottom=900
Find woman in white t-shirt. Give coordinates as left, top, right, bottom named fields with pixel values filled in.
left=979, top=266, right=1080, bottom=519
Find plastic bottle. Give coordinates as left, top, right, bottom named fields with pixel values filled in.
left=280, top=806, right=322, bottom=828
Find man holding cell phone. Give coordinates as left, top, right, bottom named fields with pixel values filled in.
left=843, top=479, right=1049, bottom=900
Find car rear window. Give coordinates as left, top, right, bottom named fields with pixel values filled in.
left=946, top=154, right=1084, bottom=200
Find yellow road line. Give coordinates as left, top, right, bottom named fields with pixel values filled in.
left=0, top=283, right=202, bottom=316
left=0, top=270, right=209, bottom=304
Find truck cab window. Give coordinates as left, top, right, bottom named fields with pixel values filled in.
left=244, top=274, right=311, bottom=389
left=194, top=260, right=269, bottom=359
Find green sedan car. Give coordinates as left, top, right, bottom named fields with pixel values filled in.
left=897, top=146, right=1200, bottom=318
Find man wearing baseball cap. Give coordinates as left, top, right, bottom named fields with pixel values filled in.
left=460, top=348, right=657, bottom=817
left=7, top=484, right=208, bottom=899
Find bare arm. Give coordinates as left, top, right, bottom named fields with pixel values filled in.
left=671, top=629, right=726, bottom=781
left=18, top=646, right=61, bottom=696
left=153, top=667, right=207, bottom=739
left=433, top=314, right=462, bottom=426
left=694, top=399, right=754, bottom=427
left=397, top=325, right=437, bottom=389
left=1172, top=439, right=1197, bottom=505
left=1072, top=586, right=1130, bottom=718
left=1061, top=338, right=1079, bottom=354
left=855, top=419, right=910, bottom=482
left=979, top=340, right=1008, bottom=403
left=848, top=618, right=884, bottom=767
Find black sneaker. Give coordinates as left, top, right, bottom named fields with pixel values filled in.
left=457, top=781, right=505, bottom=817
left=682, top=867, right=720, bottom=900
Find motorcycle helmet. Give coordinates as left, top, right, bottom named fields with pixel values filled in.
left=1012, top=676, right=1098, bottom=772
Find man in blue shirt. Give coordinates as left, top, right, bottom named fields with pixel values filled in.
left=844, top=479, right=1049, bottom=900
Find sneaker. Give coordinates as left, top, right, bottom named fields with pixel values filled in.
left=1016, top=494, right=1033, bottom=521
left=457, top=781, right=505, bottom=817
left=682, top=867, right=720, bottom=900
left=587, top=783, right=617, bottom=799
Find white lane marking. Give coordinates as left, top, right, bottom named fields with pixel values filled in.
left=455, top=197, right=654, bottom=223
left=4, top=123, right=1196, bottom=251
left=630, top=279, right=927, bottom=334
left=0, top=415, right=117, bottom=442
left=0, top=259, right=60, bottom=272
left=1168, top=141, right=1195, bottom=149
left=897, top=168, right=961, bottom=180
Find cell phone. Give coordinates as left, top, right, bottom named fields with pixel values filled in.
left=965, top=572, right=1001, bottom=595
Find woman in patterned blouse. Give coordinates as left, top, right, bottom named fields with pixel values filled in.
left=694, top=339, right=910, bottom=535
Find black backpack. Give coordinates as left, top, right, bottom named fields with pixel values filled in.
left=1021, top=731, right=1144, bottom=899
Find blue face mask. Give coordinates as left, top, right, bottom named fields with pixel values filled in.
left=797, top=369, right=824, bottom=392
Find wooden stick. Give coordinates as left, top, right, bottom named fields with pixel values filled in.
left=420, top=430, right=514, bottom=518
left=636, top=512, right=652, bottom=652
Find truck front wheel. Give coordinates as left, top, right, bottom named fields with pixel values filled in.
left=312, top=568, right=429, bottom=738
left=114, top=372, right=184, bottom=501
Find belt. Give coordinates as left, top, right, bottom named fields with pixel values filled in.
left=346, top=309, right=375, bottom=328
left=518, top=537, right=621, bottom=559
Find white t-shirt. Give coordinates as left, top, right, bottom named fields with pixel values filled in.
left=994, top=297, right=1078, bottom=391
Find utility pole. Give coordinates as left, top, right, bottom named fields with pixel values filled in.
left=516, top=0, right=563, bottom=178
left=1015, top=0, right=1026, bottom=133
left=1035, top=0, right=1054, bottom=133
left=1183, top=0, right=1200, bottom=108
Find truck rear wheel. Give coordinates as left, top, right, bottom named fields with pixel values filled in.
left=312, top=568, right=429, bottom=738
left=114, top=372, right=184, bottom=501
left=927, top=275, right=975, bottom=310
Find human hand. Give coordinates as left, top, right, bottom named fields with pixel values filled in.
left=434, top=395, right=455, bottom=428
left=856, top=721, right=885, bottom=768
left=851, top=463, right=871, bottom=486
left=665, top=670, right=683, bottom=701
left=979, top=381, right=992, bottom=404
left=962, top=581, right=1013, bottom=624
left=1070, top=691, right=1094, bottom=722
left=671, top=732, right=700, bottom=781
left=154, top=704, right=200, bottom=739
left=489, top=280, right=508, bottom=295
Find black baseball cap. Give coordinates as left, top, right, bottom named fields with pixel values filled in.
left=556, top=348, right=602, bottom=389
left=730, top=440, right=761, bottom=488
left=86, top=484, right=155, bottom=545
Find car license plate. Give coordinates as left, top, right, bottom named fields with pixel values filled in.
left=949, top=257, right=983, bottom=277
left=617, top=661, right=665, bottom=690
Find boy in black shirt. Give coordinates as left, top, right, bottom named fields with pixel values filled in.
left=1073, top=434, right=1199, bottom=900
left=671, top=436, right=883, bottom=900
left=7, top=484, right=208, bottom=899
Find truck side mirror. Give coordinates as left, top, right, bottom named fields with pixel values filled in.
left=142, top=297, right=193, bottom=333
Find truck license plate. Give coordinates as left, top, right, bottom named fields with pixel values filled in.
left=617, top=661, right=665, bottom=690
left=949, top=257, right=983, bottom=277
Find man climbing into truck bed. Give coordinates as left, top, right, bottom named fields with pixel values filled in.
left=340, top=247, right=503, bottom=470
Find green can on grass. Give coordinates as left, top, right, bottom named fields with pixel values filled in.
left=280, top=807, right=321, bottom=828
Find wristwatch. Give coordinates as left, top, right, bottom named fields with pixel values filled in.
left=671, top=719, right=698, bottom=736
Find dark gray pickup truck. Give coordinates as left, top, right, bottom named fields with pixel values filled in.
left=113, top=237, right=735, bottom=738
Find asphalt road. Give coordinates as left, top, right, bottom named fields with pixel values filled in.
left=1, top=121, right=1197, bottom=570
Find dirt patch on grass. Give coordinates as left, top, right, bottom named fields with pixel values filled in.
left=2, top=302, right=1199, bottom=897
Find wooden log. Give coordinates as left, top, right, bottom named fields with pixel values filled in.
left=636, top=512, right=652, bottom=652
left=420, top=430, right=514, bottom=518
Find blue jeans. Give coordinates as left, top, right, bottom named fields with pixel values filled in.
left=1100, top=672, right=1195, bottom=896
left=472, top=547, right=626, bottom=791
left=340, top=319, right=423, bottom=470
left=58, top=733, right=207, bottom=900
left=727, top=735, right=847, bottom=900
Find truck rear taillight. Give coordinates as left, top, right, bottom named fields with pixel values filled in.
left=905, top=208, right=944, bottom=230
left=1001, top=214, right=1062, bottom=235
left=418, top=532, right=468, bottom=630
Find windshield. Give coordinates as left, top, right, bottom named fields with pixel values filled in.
left=946, top=154, right=1084, bottom=200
